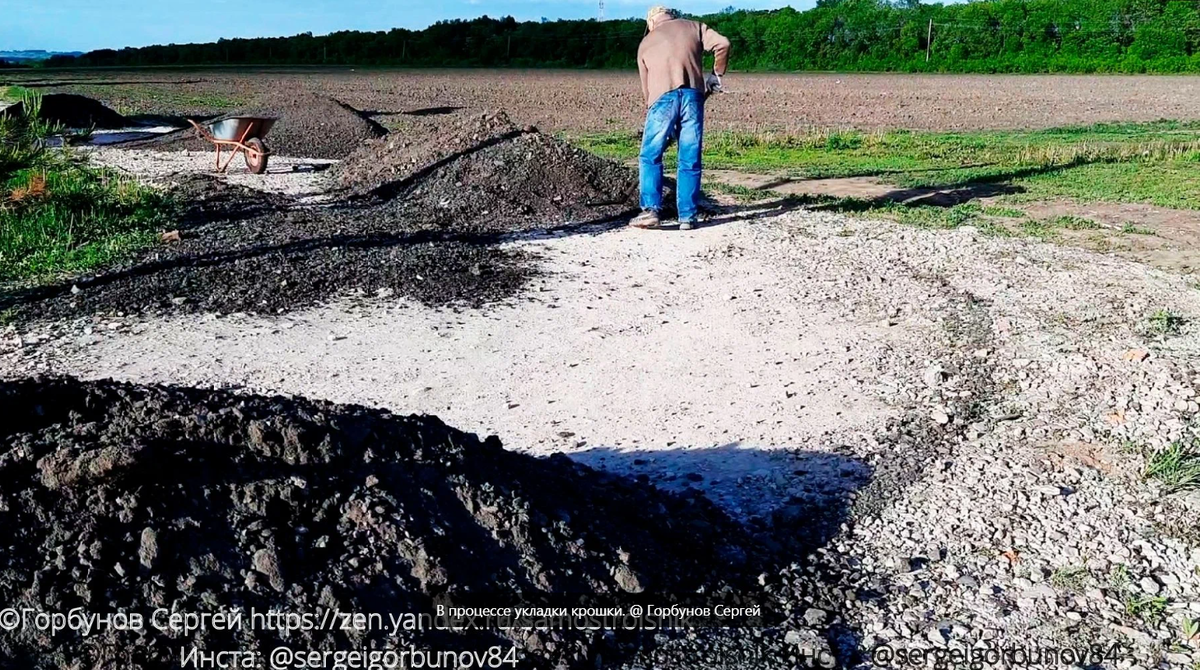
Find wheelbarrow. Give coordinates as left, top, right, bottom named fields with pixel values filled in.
left=187, top=116, right=276, bottom=174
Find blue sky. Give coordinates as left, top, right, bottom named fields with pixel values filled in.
left=1, top=0, right=798, bottom=53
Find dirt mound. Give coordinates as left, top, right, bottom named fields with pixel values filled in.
left=126, top=93, right=384, bottom=159
left=336, top=110, right=638, bottom=235
left=1, top=93, right=128, bottom=129
left=0, top=377, right=774, bottom=669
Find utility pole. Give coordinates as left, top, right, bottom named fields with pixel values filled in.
left=507, top=35, right=511, bottom=59
left=926, top=19, right=933, bottom=62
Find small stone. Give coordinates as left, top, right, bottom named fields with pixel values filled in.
left=1023, top=583, right=1056, bottom=600
left=923, top=364, right=945, bottom=388
left=1123, top=349, right=1150, bottom=362
left=138, top=528, right=159, bottom=569
left=1110, top=624, right=1154, bottom=647
left=931, top=407, right=951, bottom=425
left=784, top=627, right=830, bottom=658
left=613, top=564, right=645, bottom=593
left=70, top=285, right=81, bottom=295
left=252, top=547, right=285, bottom=592
left=956, top=575, right=979, bottom=589
left=803, top=607, right=828, bottom=627
left=1138, top=576, right=1160, bottom=595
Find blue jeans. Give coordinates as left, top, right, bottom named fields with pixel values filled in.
left=640, top=87, right=704, bottom=222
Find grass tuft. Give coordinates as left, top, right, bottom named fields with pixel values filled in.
left=1125, top=594, right=1169, bottom=624
left=1120, top=223, right=1157, bottom=235
left=1144, top=439, right=1200, bottom=493
left=0, top=90, right=172, bottom=284
left=1148, top=308, right=1185, bottom=336
left=1050, top=565, right=1090, bottom=592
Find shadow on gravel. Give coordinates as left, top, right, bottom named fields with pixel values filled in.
left=331, top=98, right=389, bottom=136
left=570, top=443, right=874, bottom=667
left=571, top=443, right=871, bottom=556
left=402, top=106, right=465, bottom=117
left=689, top=197, right=809, bottom=230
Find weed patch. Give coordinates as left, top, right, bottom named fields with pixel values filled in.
left=0, top=90, right=171, bottom=284
left=1050, top=565, right=1090, bottom=592
left=1144, top=439, right=1200, bottom=493
left=1148, top=309, right=1185, bottom=337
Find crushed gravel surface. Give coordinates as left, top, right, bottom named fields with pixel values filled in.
left=89, top=147, right=338, bottom=200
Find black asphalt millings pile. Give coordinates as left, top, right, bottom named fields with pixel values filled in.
left=0, top=377, right=776, bottom=670
left=334, top=109, right=523, bottom=190
left=336, top=110, right=639, bottom=235
left=0, top=93, right=129, bottom=129
left=1, top=174, right=536, bottom=321
left=126, top=93, right=384, bottom=159
left=4, top=110, right=631, bottom=321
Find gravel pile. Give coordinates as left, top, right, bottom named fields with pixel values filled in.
left=334, top=109, right=523, bottom=191
left=0, top=377, right=780, bottom=669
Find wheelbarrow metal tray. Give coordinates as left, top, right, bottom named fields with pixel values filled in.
left=206, top=117, right=277, bottom=141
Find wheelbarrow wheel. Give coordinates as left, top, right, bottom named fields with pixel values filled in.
left=245, top=138, right=269, bottom=174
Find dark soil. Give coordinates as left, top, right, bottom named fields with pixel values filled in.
left=125, top=93, right=384, bottom=159
left=1, top=94, right=128, bottom=129
left=0, top=377, right=778, bottom=669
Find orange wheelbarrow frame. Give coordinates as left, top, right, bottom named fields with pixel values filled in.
left=187, top=117, right=277, bottom=174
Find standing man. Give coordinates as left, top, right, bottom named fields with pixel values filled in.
left=631, top=6, right=730, bottom=230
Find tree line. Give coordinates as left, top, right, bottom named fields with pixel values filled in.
left=41, top=0, right=1200, bottom=73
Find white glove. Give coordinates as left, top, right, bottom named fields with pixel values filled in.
left=704, top=71, right=723, bottom=94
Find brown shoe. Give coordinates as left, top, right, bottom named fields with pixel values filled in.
left=629, top=210, right=661, bottom=229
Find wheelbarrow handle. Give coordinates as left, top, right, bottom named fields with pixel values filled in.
left=187, top=118, right=215, bottom=141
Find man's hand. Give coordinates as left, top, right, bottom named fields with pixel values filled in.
left=704, top=71, right=723, bottom=94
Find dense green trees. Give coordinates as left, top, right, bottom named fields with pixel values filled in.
left=44, top=0, right=1200, bottom=73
